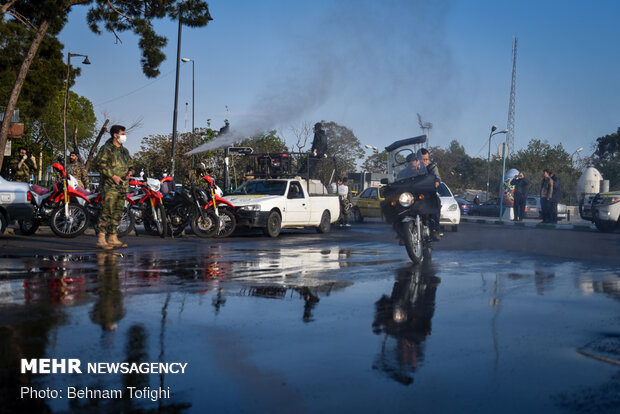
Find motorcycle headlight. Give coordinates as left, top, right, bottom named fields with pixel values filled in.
left=239, top=204, right=261, bottom=211
left=146, top=178, right=161, bottom=192
left=398, top=192, right=414, bottom=207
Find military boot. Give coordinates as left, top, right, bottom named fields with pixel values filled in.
left=108, top=234, right=128, bottom=248
left=96, top=233, right=112, bottom=250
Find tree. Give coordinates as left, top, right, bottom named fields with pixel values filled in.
left=510, top=139, right=576, bottom=202
left=0, top=0, right=213, bottom=170
left=361, top=151, right=387, bottom=174
left=35, top=89, right=97, bottom=155
left=321, top=121, right=364, bottom=178
left=593, top=128, right=620, bottom=190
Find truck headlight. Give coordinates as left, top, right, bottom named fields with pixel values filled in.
left=398, top=192, right=414, bottom=207
left=600, top=195, right=620, bottom=205
left=239, top=204, right=261, bottom=211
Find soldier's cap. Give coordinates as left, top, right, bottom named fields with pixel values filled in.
left=70, top=150, right=80, bottom=156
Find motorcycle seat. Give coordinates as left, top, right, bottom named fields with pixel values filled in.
left=31, top=185, right=49, bottom=195
left=75, top=187, right=92, bottom=196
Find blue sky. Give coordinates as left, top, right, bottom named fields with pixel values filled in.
left=57, top=0, right=620, bottom=160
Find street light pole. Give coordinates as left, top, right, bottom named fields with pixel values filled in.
left=171, top=7, right=183, bottom=177
left=181, top=57, right=195, bottom=168
left=485, top=125, right=508, bottom=202
left=63, top=52, right=90, bottom=214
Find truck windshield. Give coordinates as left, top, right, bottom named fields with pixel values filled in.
left=231, top=180, right=288, bottom=196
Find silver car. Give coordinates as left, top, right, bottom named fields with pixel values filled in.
left=524, top=196, right=568, bottom=221
left=0, top=175, right=34, bottom=234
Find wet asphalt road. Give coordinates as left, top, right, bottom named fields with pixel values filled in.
left=1, top=222, right=619, bottom=413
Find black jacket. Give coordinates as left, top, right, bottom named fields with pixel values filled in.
left=510, top=177, right=529, bottom=198
left=311, top=130, right=327, bottom=157
left=550, top=174, right=562, bottom=202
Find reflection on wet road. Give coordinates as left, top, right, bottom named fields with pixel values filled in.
left=1, top=233, right=619, bottom=413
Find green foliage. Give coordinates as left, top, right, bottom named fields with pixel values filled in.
left=33, top=89, right=97, bottom=154
left=0, top=19, right=72, bottom=126
left=320, top=121, right=364, bottom=177
left=593, top=128, right=620, bottom=190
left=361, top=150, right=388, bottom=173
left=86, top=0, right=213, bottom=78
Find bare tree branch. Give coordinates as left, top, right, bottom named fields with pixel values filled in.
left=107, top=0, right=135, bottom=22
left=85, top=119, right=109, bottom=170
left=1, top=0, right=19, bottom=14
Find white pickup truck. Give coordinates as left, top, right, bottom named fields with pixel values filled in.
left=226, top=177, right=341, bottom=237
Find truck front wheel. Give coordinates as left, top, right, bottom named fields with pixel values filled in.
left=316, top=210, right=331, bottom=233
left=264, top=211, right=282, bottom=238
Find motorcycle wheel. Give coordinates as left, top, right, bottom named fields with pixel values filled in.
left=403, top=220, right=423, bottom=264
left=116, top=207, right=136, bottom=237
left=50, top=204, right=89, bottom=238
left=191, top=209, right=219, bottom=238
left=18, top=219, right=40, bottom=235
left=143, top=203, right=168, bottom=238
left=215, top=207, right=236, bottom=238
left=166, top=202, right=191, bottom=237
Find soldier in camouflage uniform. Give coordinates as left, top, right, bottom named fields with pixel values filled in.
left=95, top=125, right=133, bottom=249
left=11, top=147, right=38, bottom=182
left=66, top=150, right=89, bottom=189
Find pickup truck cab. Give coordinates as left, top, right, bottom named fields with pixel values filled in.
left=591, top=190, right=620, bottom=232
left=227, top=177, right=340, bottom=237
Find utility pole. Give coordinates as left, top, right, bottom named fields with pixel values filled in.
left=506, top=37, right=518, bottom=156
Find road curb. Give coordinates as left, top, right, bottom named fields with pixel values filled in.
left=461, top=217, right=597, bottom=232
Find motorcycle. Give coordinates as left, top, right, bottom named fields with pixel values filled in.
left=81, top=189, right=136, bottom=237
left=127, top=177, right=168, bottom=238
left=19, top=162, right=90, bottom=238
left=190, top=174, right=236, bottom=238
left=381, top=154, right=441, bottom=264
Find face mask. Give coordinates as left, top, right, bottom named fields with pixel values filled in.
left=117, top=134, right=127, bottom=144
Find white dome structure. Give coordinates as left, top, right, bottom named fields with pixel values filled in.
left=577, top=167, right=603, bottom=202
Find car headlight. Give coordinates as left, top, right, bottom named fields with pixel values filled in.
left=239, top=204, right=261, bottom=211
left=398, top=192, right=414, bottom=207
left=448, top=203, right=458, bottom=211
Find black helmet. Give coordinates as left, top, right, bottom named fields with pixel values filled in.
left=314, top=122, right=322, bottom=130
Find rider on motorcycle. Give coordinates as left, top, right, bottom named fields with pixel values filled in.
left=393, top=151, right=441, bottom=242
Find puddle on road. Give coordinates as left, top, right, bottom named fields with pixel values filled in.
left=0, top=245, right=618, bottom=413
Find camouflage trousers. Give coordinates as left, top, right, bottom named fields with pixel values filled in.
left=96, top=185, right=126, bottom=235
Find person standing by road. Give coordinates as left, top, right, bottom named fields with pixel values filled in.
left=510, top=172, right=529, bottom=221
left=549, top=170, right=562, bottom=224
left=11, top=147, right=37, bottom=183
left=540, top=169, right=554, bottom=223
left=337, top=177, right=352, bottom=227
left=308, top=122, right=327, bottom=179
left=95, top=125, right=133, bottom=249
left=66, top=150, right=89, bottom=189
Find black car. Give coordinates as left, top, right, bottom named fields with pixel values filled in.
left=468, top=197, right=504, bottom=217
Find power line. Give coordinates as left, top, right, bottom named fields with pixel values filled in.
left=93, top=69, right=174, bottom=107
